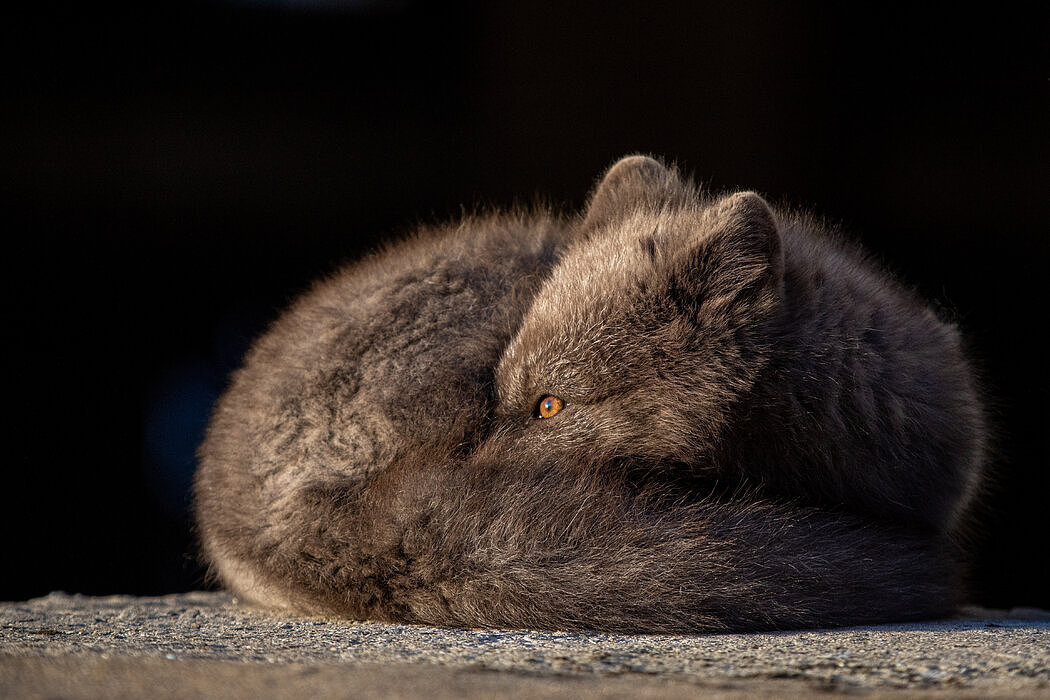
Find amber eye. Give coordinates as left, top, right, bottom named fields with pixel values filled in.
left=535, top=395, right=565, bottom=419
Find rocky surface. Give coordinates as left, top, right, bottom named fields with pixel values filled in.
left=2, top=591, right=1048, bottom=698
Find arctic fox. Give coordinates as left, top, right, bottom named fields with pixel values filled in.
left=194, top=155, right=986, bottom=632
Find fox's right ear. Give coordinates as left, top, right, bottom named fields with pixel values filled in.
left=581, top=155, right=694, bottom=233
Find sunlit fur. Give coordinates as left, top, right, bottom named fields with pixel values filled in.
left=195, top=156, right=986, bottom=632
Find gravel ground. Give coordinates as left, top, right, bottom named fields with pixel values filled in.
left=1, top=591, right=1048, bottom=698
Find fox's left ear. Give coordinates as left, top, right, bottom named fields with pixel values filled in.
left=581, top=155, right=694, bottom=233
left=671, top=191, right=784, bottom=328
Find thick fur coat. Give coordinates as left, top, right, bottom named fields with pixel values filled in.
left=194, top=156, right=986, bottom=632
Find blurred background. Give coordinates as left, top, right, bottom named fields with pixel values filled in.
left=3, top=1, right=1046, bottom=608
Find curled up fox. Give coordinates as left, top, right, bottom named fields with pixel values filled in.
left=194, top=155, right=987, bottom=632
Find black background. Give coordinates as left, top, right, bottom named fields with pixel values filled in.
left=3, top=1, right=1047, bottom=608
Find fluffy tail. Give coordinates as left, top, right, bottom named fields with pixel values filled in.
left=199, top=447, right=960, bottom=633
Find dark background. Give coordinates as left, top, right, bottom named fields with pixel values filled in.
left=3, top=2, right=1047, bottom=608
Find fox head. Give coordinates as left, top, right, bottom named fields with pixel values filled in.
left=493, top=156, right=784, bottom=470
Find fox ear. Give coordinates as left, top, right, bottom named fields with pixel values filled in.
left=582, top=155, right=693, bottom=233
left=672, top=191, right=784, bottom=327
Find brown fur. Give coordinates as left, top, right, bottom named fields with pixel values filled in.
left=194, top=156, right=986, bottom=632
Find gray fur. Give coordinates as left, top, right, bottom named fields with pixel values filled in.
left=194, top=156, right=986, bottom=632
